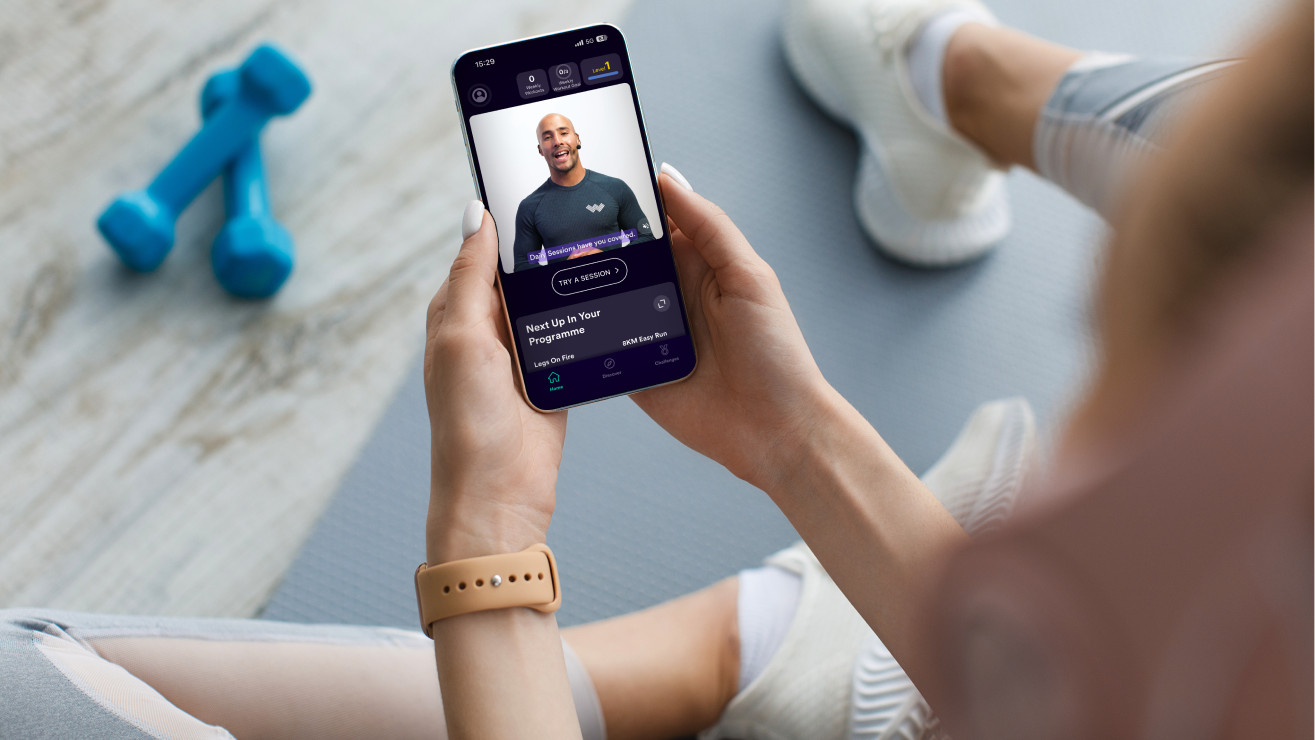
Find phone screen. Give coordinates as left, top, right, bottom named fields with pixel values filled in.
left=452, top=24, right=696, bottom=411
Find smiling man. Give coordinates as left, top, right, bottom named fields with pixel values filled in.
left=511, top=113, right=654, bottom=272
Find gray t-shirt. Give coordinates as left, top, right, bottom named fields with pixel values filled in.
left=512, top=169, right=653, bottom=272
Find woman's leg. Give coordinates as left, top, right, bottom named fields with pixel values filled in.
left=83, top=618, right=448, bottom=740
left=942, top=22, right=1233, bottom=219
left=0, top=610, right=564, bottom=739
left=1, top=610, right=236, bottom=738
left=0, top=397, right=1039, bottom=740
left=939, top=23, right=1081, bottom=170
left=563, top=577, right=741, bottom=740
left=0, top=585, right=740, bottom=740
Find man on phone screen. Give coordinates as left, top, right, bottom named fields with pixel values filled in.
left=512, top=113, right=653, bottom=272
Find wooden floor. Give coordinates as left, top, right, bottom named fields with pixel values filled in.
left=0, top=0, right=629, bottom=618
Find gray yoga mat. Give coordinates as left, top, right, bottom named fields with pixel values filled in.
left=263, top=0, right=1261, bottom=627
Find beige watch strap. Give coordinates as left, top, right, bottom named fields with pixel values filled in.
left=415, top=543, right=561, bottom=637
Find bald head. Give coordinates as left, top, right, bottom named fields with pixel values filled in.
left=537, top=113, right=576, bottom=140
left=536, top=113, right=585, bottom=185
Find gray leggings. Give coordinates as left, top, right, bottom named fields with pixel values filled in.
left=1033, top=54, right=1235, bottom=219
left=0, top=56, right=1226, bottom=740
left=0, top=609, right=605, bottom=739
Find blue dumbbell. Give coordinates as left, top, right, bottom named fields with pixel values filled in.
left=201, top=71, right=295, bottom=298
left=97, top=44, right=311, bottom=273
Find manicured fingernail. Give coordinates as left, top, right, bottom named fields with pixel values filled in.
left=461, top=200, right=485, bottom=240
left=660, top=162, right=693, bottom=192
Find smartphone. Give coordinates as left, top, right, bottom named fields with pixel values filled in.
left=451, top=24, right=696, bottom=411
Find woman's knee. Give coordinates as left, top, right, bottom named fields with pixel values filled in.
left=0, top=608, right=233, bottom=738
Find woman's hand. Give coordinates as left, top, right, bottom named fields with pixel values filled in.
left=423, top=201, right=566, bottom=564
left=633, top=170, right=840, bottom=489
left=638, top=171, right=972, bottom=700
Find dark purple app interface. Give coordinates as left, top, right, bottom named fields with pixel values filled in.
left=454, top=25, right=695, bottom=410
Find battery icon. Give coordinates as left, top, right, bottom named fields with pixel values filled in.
left=596, top=34, right=607, bottom=42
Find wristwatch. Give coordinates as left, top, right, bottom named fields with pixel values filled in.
left=414, top=543, right=561, bottom=637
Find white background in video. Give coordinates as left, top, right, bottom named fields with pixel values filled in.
left=469, top=83, right=662, bottom=273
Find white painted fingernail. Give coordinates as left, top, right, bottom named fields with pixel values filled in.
left=660, top=162, right=693, bottom=192
left=461, top=200, right=485, bottom=240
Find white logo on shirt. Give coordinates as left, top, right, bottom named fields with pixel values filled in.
left=585, top=203, right=605, bottom=213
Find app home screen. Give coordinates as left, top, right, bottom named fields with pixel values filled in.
left=454, top=25, right=695, bottom=410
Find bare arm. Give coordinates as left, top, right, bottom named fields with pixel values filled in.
left=762, top=390, right=970, bottom=692
left=634, top=173, right=969, bottom=699
left=423, top=203, right=580, bottom=739
left=426, top=519, right=581, bottom=740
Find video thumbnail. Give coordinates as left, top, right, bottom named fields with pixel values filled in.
left=469, top=83, right=663, bottom=273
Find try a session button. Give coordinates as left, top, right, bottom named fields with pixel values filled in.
left=551, top=258, right=628, bottom=296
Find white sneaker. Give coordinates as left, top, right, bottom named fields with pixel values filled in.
left=699, top=541, right=873, bottom=740
left=782, top=0, right=1011, bottom=266
left=920, top=397, right=1036, bottom=536
left=850, top=398, right=1035, bottom=740
left=699, top=399, right=1035, bottom=739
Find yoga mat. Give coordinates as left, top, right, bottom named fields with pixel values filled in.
left=263, top=0, right=1262, bottom=627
